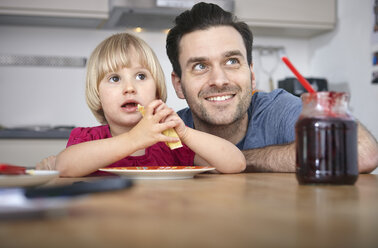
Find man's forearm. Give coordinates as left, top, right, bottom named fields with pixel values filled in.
left=242, top=143, right=296, bottom=173
left=357, top=122, right=378, bottom=173
left=242, top=123, right=378, bottom=173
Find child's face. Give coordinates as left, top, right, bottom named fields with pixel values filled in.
left=98, top=50, right=157, bottom=131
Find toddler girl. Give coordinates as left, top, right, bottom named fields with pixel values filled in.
left=54, top=33, right=246, bottom=177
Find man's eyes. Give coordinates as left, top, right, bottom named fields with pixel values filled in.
left=193, top=63, right=206, bottom=71
left=226, top=58, right=239, bottom=65
left=192, top=58, right=239, bottom=72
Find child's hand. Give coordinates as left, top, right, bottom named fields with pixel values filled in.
left=164, top=111, right=188, bottom=141
left=129, top=100, right=180, bottom=149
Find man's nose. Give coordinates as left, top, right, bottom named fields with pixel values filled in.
left=209, top=66, right=229, bottom=87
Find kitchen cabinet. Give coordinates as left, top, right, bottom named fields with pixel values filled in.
left=234, top=0, right=336, bottom=37
left=1, top=0, right=336, bottom=37
left=0, top=0, right=109, bottom=28
left=0, top=139, right=66, bottom=168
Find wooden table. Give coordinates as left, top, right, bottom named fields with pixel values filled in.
left=0, top=173, right=377, bottom=248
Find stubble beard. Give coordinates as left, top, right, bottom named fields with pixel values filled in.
left=183, top=84, right=252, bottom=129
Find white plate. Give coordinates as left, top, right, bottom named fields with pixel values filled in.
left=99, top=166, right=215, bottom=180
left=0, top=170, right=60, bottom=187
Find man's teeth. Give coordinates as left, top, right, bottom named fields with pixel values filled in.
left=206, top=95, right=233, bottom=101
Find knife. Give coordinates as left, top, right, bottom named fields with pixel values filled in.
left=24, top=177, right=133, bottom=198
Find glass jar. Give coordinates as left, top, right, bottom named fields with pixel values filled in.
left=295, top=92, right=358, bottom=185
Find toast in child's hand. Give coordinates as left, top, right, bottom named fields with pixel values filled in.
left=137, top=104, right=146, bottom=116
left=137, top=104, right=183, bottom=150
left=162, top=128, right=183, bottom=149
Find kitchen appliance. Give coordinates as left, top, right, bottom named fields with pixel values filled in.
left=104, top=0, right=234, bottom=30
left=0, top=0, right=234, bottom=30
left=278, top=77, right=328, bottom=97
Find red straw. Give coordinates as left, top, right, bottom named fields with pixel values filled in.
left=281, top=56, right=316, bottom=93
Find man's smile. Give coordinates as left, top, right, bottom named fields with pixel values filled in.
left=205, top=94, right=234, bottom=102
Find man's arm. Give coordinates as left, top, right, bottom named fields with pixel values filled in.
left=242, top=122, right=378, bottom=173
left=357, top=122, right=378, bottom=173
left=242, top=143, right=295, bottom=173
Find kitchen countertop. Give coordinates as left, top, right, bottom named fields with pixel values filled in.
left=0, top=173, right=377, bottom=248
left=0, top=126, right=73, bottom=139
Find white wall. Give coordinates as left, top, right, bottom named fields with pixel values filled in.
left=0, top=26, right=188, bottom=128
left=0, top=1, right=376, bottom=137
left=309, top=0, right=378, bottom=139
left=253, top=37, right=309, bottom=91
left=0, top=25, right=310, bottom=128
left=0, top=0, right=376, bottom=173
left=1, top=0, right=376, bottom=136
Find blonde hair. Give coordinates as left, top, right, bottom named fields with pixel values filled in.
left=86, top=33, right=167, bottom=124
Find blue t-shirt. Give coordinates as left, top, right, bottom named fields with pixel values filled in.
left=177, top=89, right=302, bottom=150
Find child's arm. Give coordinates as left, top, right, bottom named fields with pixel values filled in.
left=169, top=114, right=246, bottom=174
left=56, top=100, right=179, bottom=177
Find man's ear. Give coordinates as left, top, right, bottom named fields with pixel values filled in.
left=250, top=63, right=256, bottom=90
left=171, top=71, right=185, bottom=99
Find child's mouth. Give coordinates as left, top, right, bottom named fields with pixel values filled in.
left=121, top=102, right=138, bottom=111
left=122, top=102, right=137, bottom=107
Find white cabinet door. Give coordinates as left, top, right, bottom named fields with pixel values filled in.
left=0, top=0, right=108, bottom=18
left=235, top=0, right=336, bottom=37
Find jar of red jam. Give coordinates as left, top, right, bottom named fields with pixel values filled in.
left=295, top=92, right=358, bottom=185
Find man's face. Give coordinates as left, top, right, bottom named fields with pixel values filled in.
left=174, top=26, right=254, bottom=126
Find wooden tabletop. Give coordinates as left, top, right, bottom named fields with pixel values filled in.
left=1, top=173, right=377, bottom=248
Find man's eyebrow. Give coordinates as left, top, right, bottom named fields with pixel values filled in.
left=224, top=50, right=244, bottom=58
left=185, top=57, right=208, bottom=67
left=185, top=50, right=244, bottom=67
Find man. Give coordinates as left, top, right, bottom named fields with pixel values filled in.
left=165, top=2, right=378, bottom=173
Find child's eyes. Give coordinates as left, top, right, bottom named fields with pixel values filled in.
left=136, top=73, right=146, bottom=80
left=106, top=72, right=147, bottom=83
left=109, top=75, right=120, bottom=83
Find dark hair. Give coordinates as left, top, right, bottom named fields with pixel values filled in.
left=166, top=2, right=253, bottom=78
